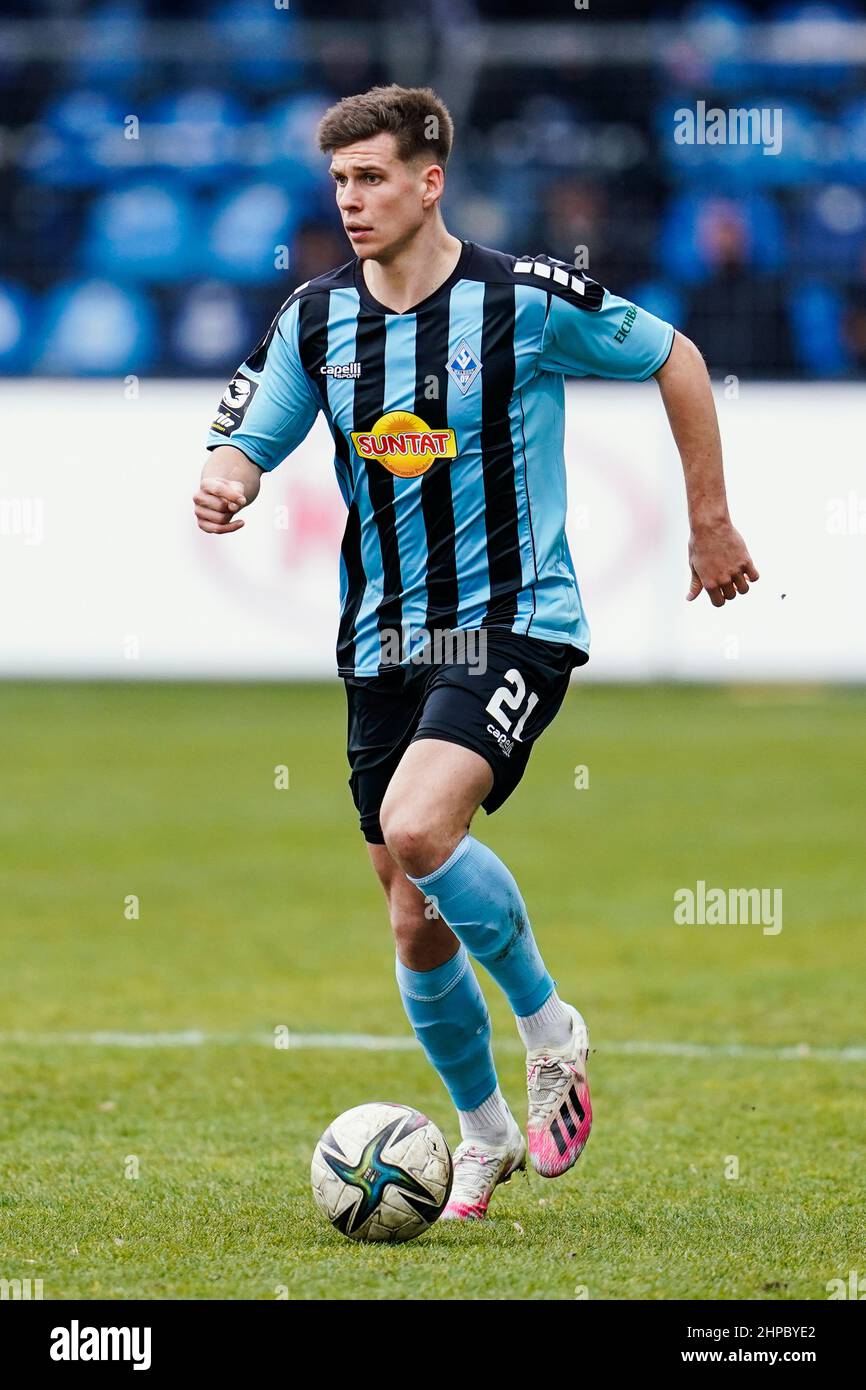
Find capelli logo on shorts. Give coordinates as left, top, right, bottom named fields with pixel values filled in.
left=486, top=724, right=514, bottom=757
left=50, top=1320, right=152, bottom=1370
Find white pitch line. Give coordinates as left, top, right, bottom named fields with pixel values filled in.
left=0, top=1031, right=864, bottom=1062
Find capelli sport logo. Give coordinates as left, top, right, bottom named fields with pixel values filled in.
left=486, top=724, right=514, bottom=758
left=351, top=411, right=458, bottom=478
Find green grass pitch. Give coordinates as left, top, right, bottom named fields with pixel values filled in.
left=0, top=681, right=863, bottom=1300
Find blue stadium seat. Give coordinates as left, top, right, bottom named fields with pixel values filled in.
left=676, top=2, right=763, bottom=89
left=35, top=279, right=156, bottom=374
left=211, top=0, right=304, bottom=89
left=24, top=89, right=129, bottom=187
left=627, top=282, right=686, bottom=332
left=839, top=99, right=866, bottom=181
left=170, top=282, right=255, bottom=370
left=82, top=183, right=199, bottom=281
left=788, top=282, right=851, bottom=376
left=265, top=93, right=339, bottom=178
left=146, top=90, right=250, bottom=187
left=71, top=1, right=148, bottom=90
left=769, top=1, right=862, bottom=90
left=793, top=185, right=866, bottom=273
left=204, top=182, right=302, bottom=284
left=0, top=282, right=34, bottom=373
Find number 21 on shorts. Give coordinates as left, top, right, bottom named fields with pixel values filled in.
left=485, top=668, right=539, bottom=742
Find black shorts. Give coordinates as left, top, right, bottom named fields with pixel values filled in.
left=344, top=628, right=585, bottom=844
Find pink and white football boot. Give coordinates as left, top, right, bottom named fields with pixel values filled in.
left=526, top=1003, right=592, bottom=1178
left=440, top=1117, right=526, bottom=1221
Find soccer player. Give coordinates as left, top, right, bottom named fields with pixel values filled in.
left=194, top=85, right=759, bottom=1221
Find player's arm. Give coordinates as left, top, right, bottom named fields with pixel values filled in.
left=653, top=330, right=759, bottom=607
left=194, top=294, right=320, bottom=537
left=535, top=266, right=758, bottom=606
left=194, top=445, right=263, bottom=534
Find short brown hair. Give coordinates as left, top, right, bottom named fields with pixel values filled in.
left=316, top=84, right=454, bottom=168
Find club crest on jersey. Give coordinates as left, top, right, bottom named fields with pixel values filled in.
left=445, top=338, right=482, bottom=395
left=351, top=411, right=458, bottom=478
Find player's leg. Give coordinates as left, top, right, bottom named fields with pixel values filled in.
left=365, top=841, right=525, bottom=1219
left=380, top=737, right=569, bottom=1033
left=379, top=633, right=592, bottom=1179
left=366, top=841, right=518, bottom=1138
left=367, top=841, right=458, bottom=970
left=345, top=672, right=523, bottom=1216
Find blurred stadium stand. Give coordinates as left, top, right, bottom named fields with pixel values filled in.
left=1, top=0, right=865, bottom=379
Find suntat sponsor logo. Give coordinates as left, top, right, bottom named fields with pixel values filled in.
left=351, top=411, right=457, bottom=478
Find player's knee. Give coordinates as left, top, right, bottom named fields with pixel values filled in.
left=380, top=811, right=442, bottom=878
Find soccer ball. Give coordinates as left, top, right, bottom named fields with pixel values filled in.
left=311, top=1102, right=453, bottom=1242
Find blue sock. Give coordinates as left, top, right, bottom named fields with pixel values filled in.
left=407, top=836, right=555, bottom=1018
left=395, top=944, right=497, bottom=1112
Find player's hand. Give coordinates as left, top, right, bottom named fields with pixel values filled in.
left=193, top=477, right=248, bottom=534
left=687, top=521, right=759, bottom=606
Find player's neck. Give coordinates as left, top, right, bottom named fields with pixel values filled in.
left=360, top=223, right=464, bottom=314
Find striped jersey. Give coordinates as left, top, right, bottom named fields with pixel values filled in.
left=205, top=241, right=674, bottom=677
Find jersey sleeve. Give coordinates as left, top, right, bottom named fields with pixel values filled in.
left=537, top=276, right=675, bottom=382
left=204, top=295, right=320, bottom=470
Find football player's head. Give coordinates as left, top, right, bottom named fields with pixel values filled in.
left=317, top=85, right=454, bottom=261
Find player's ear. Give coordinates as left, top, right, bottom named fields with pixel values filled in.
left=421, top=163, right=445, bottom=208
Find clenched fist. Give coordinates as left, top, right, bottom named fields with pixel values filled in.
left=192, top=477, right=248, bottom=534
left=687, top=520, right=759, bottom=607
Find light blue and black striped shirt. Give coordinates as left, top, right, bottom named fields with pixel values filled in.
left=206, top=241, right=674, bottom=677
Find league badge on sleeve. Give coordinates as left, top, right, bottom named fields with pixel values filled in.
left=210, top=371, right=259, bottom=437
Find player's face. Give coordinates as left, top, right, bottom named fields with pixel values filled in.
left=329, top=133, right=438, bottom=261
